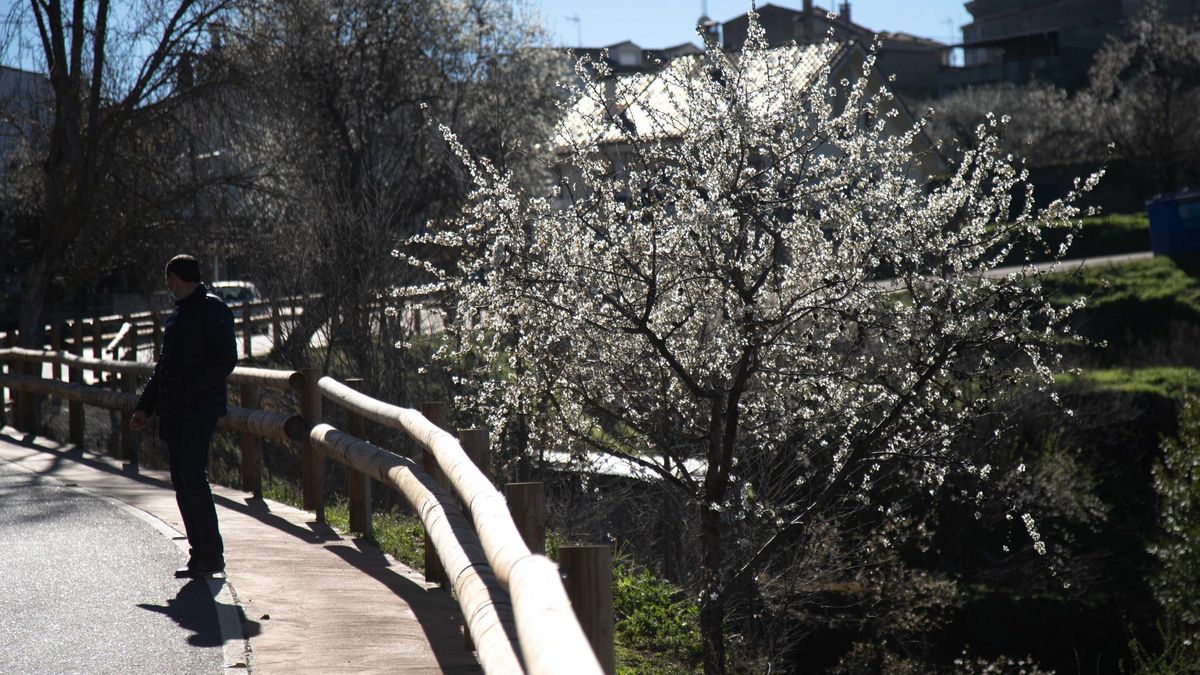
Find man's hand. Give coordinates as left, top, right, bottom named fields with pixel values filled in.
left=130, top=410, right=148, bottom=432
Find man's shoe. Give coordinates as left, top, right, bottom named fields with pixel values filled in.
left=174, top=556, right=225, bottom=579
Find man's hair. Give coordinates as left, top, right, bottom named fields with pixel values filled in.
left=165, top=254, right=202, bottom=283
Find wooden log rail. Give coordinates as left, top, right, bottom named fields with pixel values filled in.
left=310, top=424, right=524, bottom=674
left=316, top=376, right=605, bottom=674
left=0, top=373, right=306, bottom=442
left=0, top=347, right=608, bottom=674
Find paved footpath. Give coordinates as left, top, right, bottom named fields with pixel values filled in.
left=0, top=460, right=224, bottom=674
left=0, top=427, right=482, bottom=674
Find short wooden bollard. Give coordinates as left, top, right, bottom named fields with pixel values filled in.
left=239, top=383, right=263, bottom=497
left=505, top=482, right=546, bottom=555
left=559, top=545, right=616, bottom=675
left=419, top=401, right=450, bottom=588
left=299, top=367, right=324, bottom=522
left=241, top=304, right=252, bottom=358
left=344, top=378, right=372, bottom=537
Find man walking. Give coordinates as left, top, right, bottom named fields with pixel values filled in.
left=131, top=255, right=237, bottom=578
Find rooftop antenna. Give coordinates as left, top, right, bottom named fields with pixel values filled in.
left=565, top=14, right=582, bottom=48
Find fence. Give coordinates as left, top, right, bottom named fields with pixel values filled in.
left=0, top=300, right=291, bottom=362
left=0, top=345, right=613, bottom=674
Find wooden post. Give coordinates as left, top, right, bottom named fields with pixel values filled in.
left=152, top=312, right=163, bottom=357
left=1, top=329, right=15, bottom=427
left=559, top=545, right=615, bottom=675
left=299, top=367, right=324, bottom=522
left=72, top=316, right=84, bottom=357
left=124, top=313, right=137, bottom=361
left=69, top=319, right=84, bottom=444
left=458, top=428, right=491, bottom=526
left=459, top=428, right=491, bottom=481
left=22, top=358, right=41, bottom=433
left=419, top=401, right=450, bottom=588
left=505, top=482, right=546, bottom=555
left=344, top=378, right=372, bottom=537
left=242, top=304, right=252, bottom=358
left=68, top=351, right=84, bottom=445
left=92, top=319, right=104, bottom=382
left=271, top=300, right=282, bottom=345
left=0, top=345, right=8, bottom=429
left=119, top=366, right=136, bottom=467
left=50, top=322, right=64, bottom=383
left=239, top=383, right=263, bottom=497
left=0, top=347, right=5, bottom=428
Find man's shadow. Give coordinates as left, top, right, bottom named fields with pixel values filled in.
left=138, top=579, right=261, bottom=647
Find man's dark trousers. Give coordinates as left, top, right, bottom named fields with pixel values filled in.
left=161, top=415, right=223, bottom=563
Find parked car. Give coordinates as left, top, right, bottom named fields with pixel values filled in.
left=210, top=280, right=261, bottom=306
left=210, top=281, right=270, bottom=334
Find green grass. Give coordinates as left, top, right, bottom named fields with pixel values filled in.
left=1051, top=256, right=1200, bottom=313
left=612, top=552, right=702, bottom=673
left=997, top=212, right=1150, bottom=266
left=1057, top=367, right=1200, bottom=399
left=1045, top=255, right=1200, bottom=364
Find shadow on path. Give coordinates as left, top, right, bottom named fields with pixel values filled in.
left=137, top=579, right=223, bottom=647
left=137, top=578, right=262, bottom=648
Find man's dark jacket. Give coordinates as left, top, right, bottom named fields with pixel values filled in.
left=136, top=283, right=237, bottom=419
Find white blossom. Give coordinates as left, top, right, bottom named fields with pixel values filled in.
left=408, top=10, right=1096, bottom=632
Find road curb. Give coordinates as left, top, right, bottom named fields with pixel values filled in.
left=0, top=431, right=252, bottom=673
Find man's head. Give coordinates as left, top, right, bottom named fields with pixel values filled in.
left=165, top=254, right=202, bottom=300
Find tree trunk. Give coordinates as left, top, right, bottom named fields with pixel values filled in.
left=699, top=503, right=727, bottom=675
left=271, top=301, right=331, bottom=366
left=17, top=257, right=53, bottom=348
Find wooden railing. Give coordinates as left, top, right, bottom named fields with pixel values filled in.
left=0, top=347, right=611, bottom=674
left=0, top=299, right=293, bottom=364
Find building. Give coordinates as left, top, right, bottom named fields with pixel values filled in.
left=568, top=41, right=704, bottom=76
left=720, top=2, right=948, bottom=102
left=0, top=65, right=49, bottom=188
left=551, top=41, right=946, bottom=209
left=0, top=65, right=51, bottom=328
left=941, top=0, right=1200, bottom=92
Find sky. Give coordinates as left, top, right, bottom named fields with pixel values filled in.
left=532, top=0, right=973, bottom=49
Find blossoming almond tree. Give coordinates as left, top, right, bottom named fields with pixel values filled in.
left=408, top=14, right=1099, bottom=672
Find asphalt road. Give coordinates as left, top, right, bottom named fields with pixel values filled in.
left=0, top=461, right=224, bottom=674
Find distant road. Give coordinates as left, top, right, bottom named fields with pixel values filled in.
left=984, top=251, right=1154, bottom=279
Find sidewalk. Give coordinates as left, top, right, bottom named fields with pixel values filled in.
left=0, top=427, right=481, bottom=674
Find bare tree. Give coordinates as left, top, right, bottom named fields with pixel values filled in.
left=1, top=0, right=252, bottom=344
left=924, top=83, right=1104, bottom=169
left=229, top=0, right=563, bottom=384
left=1088, top=0, right=1200, bottom=192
